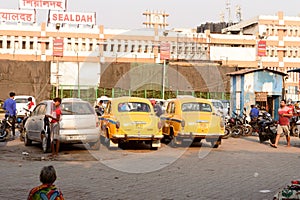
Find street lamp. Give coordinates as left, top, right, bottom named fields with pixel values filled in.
left=76, top=51, right=80, bottom=98
left=55, top=23, right=61, bottom=97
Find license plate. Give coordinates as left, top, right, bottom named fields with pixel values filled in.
left=136, top=124, right=143, bottom=129
left=67, top=136, right=86, bottom=140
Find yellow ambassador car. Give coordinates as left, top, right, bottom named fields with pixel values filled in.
left=161, top=97, right=225, bottom=148
left=99, top=97, right=163, bottom=150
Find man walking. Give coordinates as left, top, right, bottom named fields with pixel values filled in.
left=3, top=92, right=17, bottom=139
left=271, top=99, right=293, bottom=148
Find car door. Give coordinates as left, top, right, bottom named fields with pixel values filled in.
left=26, top=103, right=47, bottom=141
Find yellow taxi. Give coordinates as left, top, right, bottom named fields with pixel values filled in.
left=99, top=97, right=163, bottom=150
left=161, top=97, right=225, bottom=148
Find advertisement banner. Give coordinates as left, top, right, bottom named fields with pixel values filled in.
left=257, top=40, right=266, bottom=57
left=19, top=0, right=66, bottom=10
left=49, top=11, right=96, bottom=25
left=0, top=9, right=35, bottom=23
left=160, top=42, right=170, bottom=60
left=53, top=39, right=64, bottom=57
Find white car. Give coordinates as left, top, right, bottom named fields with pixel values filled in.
left=208, top=99, right=228, bottom=117
left=94, top=96, right=112, bottom=108
left=14, top=95, right=36, bottom=118
left=23, top=98, right=100, bottom=153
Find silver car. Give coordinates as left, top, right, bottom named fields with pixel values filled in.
left=23, top=98, right=100, bottom=153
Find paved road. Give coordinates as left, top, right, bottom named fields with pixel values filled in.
left=1, top=135, right=300, bottom=200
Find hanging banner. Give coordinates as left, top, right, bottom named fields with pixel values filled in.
left=19, top=0, right=66, bottom=10
left=257, top=40, right=266, bottom=56
left=49, top=11, right=96, bottom=25
left=0, top=9, right=35, bottom=23
left=160, top=42, right=170, bottom=60
left=53, top=38, right=64, bottom=57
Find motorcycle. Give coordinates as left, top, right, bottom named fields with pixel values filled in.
left=0, top=115, right=14, bottom=142
left=229, top=110, right=253, bottom=138
left=223, top=111, right=244, bottom=138
left=256, top=111, right=277, bottom=143
left=274, top=180, right=300, bottom=199
left=222, top=115, right=232, bottom=139
left=290, top=115, right=300, bottom=137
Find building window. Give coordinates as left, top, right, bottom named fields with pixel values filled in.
left=110, top=44, right=114, bottom=52
left=45, top=42, right=49, bottom=50
left=30, top=41, right=34, bottom=50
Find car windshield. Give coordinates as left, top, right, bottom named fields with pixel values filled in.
left=15, top=98, right=28, bottom=104
left=181, top=102, right=212, bottom=112
left=61, top=102, right=94, bottom=115
left=118, top=102, right=151, bottom=113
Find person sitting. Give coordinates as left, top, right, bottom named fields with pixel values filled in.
left=249, top=104, right=259, bottom=122
left=27, top=165, right=64, bottom=200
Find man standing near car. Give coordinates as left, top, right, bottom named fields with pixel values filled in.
left=3, top=92, right=16, bottom=139
left=46, top=97, right=62, bottom=158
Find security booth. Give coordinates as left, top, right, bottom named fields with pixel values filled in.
left=227, top=68, right=287, bottom=120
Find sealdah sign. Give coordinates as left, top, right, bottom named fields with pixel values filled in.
left=49, top=11, right=96, bottom=25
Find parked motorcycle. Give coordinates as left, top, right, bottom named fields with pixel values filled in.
left=274, top=180, right=300, bottom=199
left=256, top=111, right=277, bottom=143
left=230, top=110, right=253, bottom=138
left=223, top=111, right=244, bottom=138
left=222, top=115, right=232, bottom=139
left=0, top=115, right=14, bottom=142
left=290, top=115, right=300, bottom=137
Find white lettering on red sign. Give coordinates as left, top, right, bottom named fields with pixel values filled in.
left=49, top=11, right=96, bottom=26
left=19, top=0, right=66, bottom=10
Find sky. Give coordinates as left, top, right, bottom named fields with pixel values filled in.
left=3, top=0, right=300, bottom=29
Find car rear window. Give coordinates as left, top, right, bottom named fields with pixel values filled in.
left=61, top=102, right=94, bottom=115
left=182, top=102, right=212, bottom=112
left=118, top=102, right=151, bottom=113
left=15, top=98, right=28, bottom=103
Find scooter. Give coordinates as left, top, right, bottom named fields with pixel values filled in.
left=0, top=115, right=14, bottom=142
left=257, top=111, right=277, bottom=144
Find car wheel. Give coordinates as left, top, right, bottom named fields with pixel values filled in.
left=209, top=138, right=221, bottom=148
left=24, top=130, right=32, bottom=146
left=42, top=134, right=50, bottom=153
left=89, top=139, right=100, bottom=150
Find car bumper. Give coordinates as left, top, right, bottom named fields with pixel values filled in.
left=177, top=132, right=224, bottom=138
left=60, top=129, right=100, bottom=143
left=111, top=134, right=163, bottom=140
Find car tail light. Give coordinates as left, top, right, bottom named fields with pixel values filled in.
left=220, top=117, right=225, bottom=128
left=158, top=121, right=162, bottom=129
left=116, top=121, right=120, bottom=129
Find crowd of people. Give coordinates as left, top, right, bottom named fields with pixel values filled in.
left=249, top=99, right=300, bottom=148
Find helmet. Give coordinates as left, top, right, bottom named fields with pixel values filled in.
left=17, top=117, right=22, bottom=123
